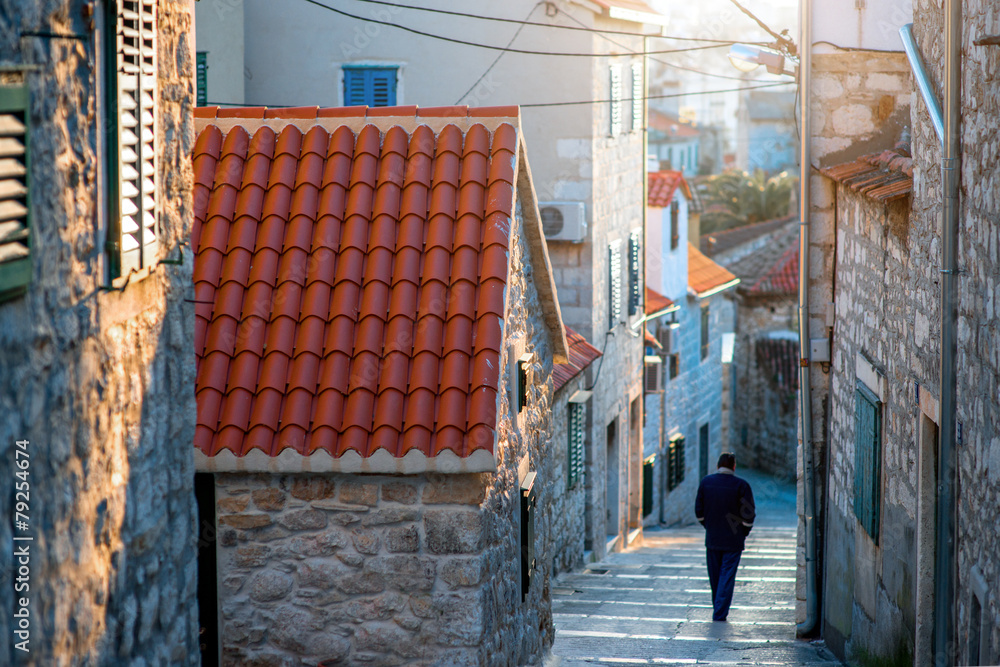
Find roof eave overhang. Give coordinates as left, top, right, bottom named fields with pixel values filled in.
left=694, top=278, right=741, bottom=299
left=194, top=447, right=498, bottom=474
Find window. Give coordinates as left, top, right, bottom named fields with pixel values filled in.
left=520, top=471, right=537, bottom=601
left=700, top=303, right=710, bottom=361
left=628, top=230, right=641, bottom=316
left=670, top=201, right=680, bottom=250
left=516, top=353, right=531, bottom=414
left=642, top=455, right=655, bottom=517
left=107, top=0, right=159, bottom=278
left=0, top=83, right=31, bottom=302
left=609, top=65, right=622, bottom=136
left=343, top=66, right=397, bottom=107
left=854, top=382, right=882, bottom=541
left=667, top=435, right=685, bottom=490
left=196, top=51, right=208, bottom=107
left=631, top=63, right=643, bottom=132
left=668, top=353, right=679, bottom=380
left=608, top=241, right=622, bottom=329
left=567, top=401, right=586, bottom=489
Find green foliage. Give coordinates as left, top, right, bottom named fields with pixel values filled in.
left=849, top=638, right=913, bottom=667
left=700, top=168, right=796, bottom=233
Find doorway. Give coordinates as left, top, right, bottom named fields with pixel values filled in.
left=699, top=422, right=710, bottom=481
left=606, top=418, right=619, bottom=538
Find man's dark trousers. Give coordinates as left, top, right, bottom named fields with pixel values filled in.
left=706, top=549, right=742, bottom=621
left=695, top=468, right=755, bottom=621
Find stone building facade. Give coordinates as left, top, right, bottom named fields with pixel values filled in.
left=0, top=1, right=200, bottom=664
left=191, top=106, right=571, bottom=665
left=807, top=1, right=1000, bottom=663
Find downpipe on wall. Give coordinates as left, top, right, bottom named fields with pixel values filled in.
left=796, top=0, right=819, bottom=638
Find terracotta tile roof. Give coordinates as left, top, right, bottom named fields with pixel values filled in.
left=553, top=326, right=602, bottom=393
left=746, top=244, right=799, bottom=295
left=645, top=287, right=676, bottom=316
left=648, top=109, right=701, bottom=138
left=688, top=243, right=739, bottom=297
left=821, top=146, right=914, bottom=203
left=699, top=216, right=796, bottom=257
left=648, top=170, right=692, bottom=208
left=191, top=106, right=542, bottom=469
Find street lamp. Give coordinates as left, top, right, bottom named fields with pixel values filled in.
left=727, top=44, right=797, bottom=77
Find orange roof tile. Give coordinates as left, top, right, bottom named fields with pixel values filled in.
left=645, top=287, right=676, bottom=316
left=821, top=145, right=913, bottom=203
left=192, top=107, right=526, bottom=465
left=648, top=170, right=692, bottom=208
left=553, top=326, right=602, bottom=393
left=688, top=243, right=739, bottom=297
left=747, top=244, right=799, bottom=295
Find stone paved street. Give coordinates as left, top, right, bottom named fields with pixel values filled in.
left=546, top=470, right=842, bottom=666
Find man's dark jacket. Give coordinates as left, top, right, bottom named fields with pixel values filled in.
left=695, top=470, right=756, bottom=551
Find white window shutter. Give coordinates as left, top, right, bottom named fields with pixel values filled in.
left=631, top=63, right=643, bottom=131
left=609, top=65, right=622, bottom=136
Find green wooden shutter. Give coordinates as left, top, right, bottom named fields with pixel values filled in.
left=854, top=383, right=882, bottom=541
left=667, top=436, right=685, bottom=491
left=196, top=51, right=208, bottom=107
left=670, top=201, right=679, bottom=250
left=0, top=84, right=30, bottom=302
left=567, top=402, right=586, bottom=489
left=111, top=0, right=158, bottom=277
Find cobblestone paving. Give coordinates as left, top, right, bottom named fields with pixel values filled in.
left=546, top=469, right=842, bottom=666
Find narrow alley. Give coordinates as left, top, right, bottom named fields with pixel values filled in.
left=547, top=470, right=841, bottom=666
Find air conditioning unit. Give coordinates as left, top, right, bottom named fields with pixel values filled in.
left=658, top=322, right=681, bottom=355
left=539, top=202, right=587, bottom=242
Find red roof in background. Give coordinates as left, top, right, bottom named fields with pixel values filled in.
left=747, top=244, right=799, bottom=295
left=645, top=287, right=675, bottom=315
left=192, top=107, right=522, bottom=462
left=648, top=109, right=701, bottom=138
left=648, top=170, right=692, bottom=208
left=553, top=326, right=602, bottom=393
left=688, top=243, right=739, bottom=297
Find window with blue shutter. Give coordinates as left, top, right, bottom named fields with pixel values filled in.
left=343, top=67, right=397, bottom=107
left=854, top=382, right=882, bottom=541
left=0, top=83, right=31, bottom=302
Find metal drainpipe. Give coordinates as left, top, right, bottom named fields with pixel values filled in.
left=796, top=0, right=819, bottom=638
left=934, top=0, right=962, bottom=663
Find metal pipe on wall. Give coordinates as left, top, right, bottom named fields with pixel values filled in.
left=934, top=0, right=962, bottom=662
left=796, top=0, right=819, bottom=638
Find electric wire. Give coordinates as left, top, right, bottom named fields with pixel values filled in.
left=454, top=3, right=536, bottom=104
left=344, top=0, right=761, bottom=44
left=299, top=0, right=736, bottom=57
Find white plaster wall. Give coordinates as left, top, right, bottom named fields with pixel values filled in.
left=194, top=0, right=245, bottom=105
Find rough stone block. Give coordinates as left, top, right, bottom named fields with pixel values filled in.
left=278, top=509, right=327, bottom=531
left=218, top=496, right=250, bottom=513
left=288, top=531, right=348, bottom=557
left=385, top=525, right=420, bottom=553
left=251, top=488, right=286, bottom=511
left=219, top=513, right=272, bottom=530
left=352, top=530, right=381, bottom=555
left=425, top=510, right=484, bottom=554
left=248, top=571, right=293, bottom=602
left=440, top=558, right=483, bottom=588
left=422, top=475, right=487, bottom=505
left=368, top=555, right=437, bottom=591
left=338, top=481, right=380, bottom=506
left=344, top=592, right=407, bottom=621
left=354, top=622, right=414, bottom=654
left=382, top=481, right=419, bottom=505
left=235, top=544, right=271, bottom=568
left=333, top=571, right=386, bottom=595
left=297, top=559, right=342, bottom=590
left=289, top=477, right=336, bottom=501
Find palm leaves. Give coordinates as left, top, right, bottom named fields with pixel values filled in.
left=701, top=169, right=796, bottom=233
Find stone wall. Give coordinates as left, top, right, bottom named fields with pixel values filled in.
left=731, top=294, right=798, bottom=480
left=801, top=48, right=911, bottom=629
left=911, top=1, right=1000, bottom=664
left=549, top=374, right=590, bottom=575
left=0, top=1, right=199, bottom=665
left=213, top=203, right=559, bottom=666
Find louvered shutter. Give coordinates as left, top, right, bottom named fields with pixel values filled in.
left=854, top=383, right=882, bottom=541
left=670, top=201, right=679, bottom=249
left=609, top=65, right=622, bottom=136
left=631, top=63, right=643, bottom=131
left=343, top=67, right=397, bottom=107
left=628, top=231, right=641, bottom=315
left=114, top=0, right=157, bottom=276
left=567, top=402, right=586, bottom=489
left=608, top=242, right=622, bottom=328
left=0, top=84, right=30, bottom=301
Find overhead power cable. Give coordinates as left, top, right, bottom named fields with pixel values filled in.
left=299, top=0, right=735, bottom=56
left=726, top=0, right=796, bottom=54
left=203, top=81, right=795, bottom=111
left=454, top=4, right=536, bottom=105
left=345, top=0, right=758, bottom=45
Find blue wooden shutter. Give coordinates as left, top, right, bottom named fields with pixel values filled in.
left=0, top=84, right=31, bottom=302
left=343, top=67, right=396, bottom=107
left=854, top=383, right=882, bottom=541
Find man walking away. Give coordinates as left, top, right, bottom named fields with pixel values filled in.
left=694, top=452, right=755, bottom=622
